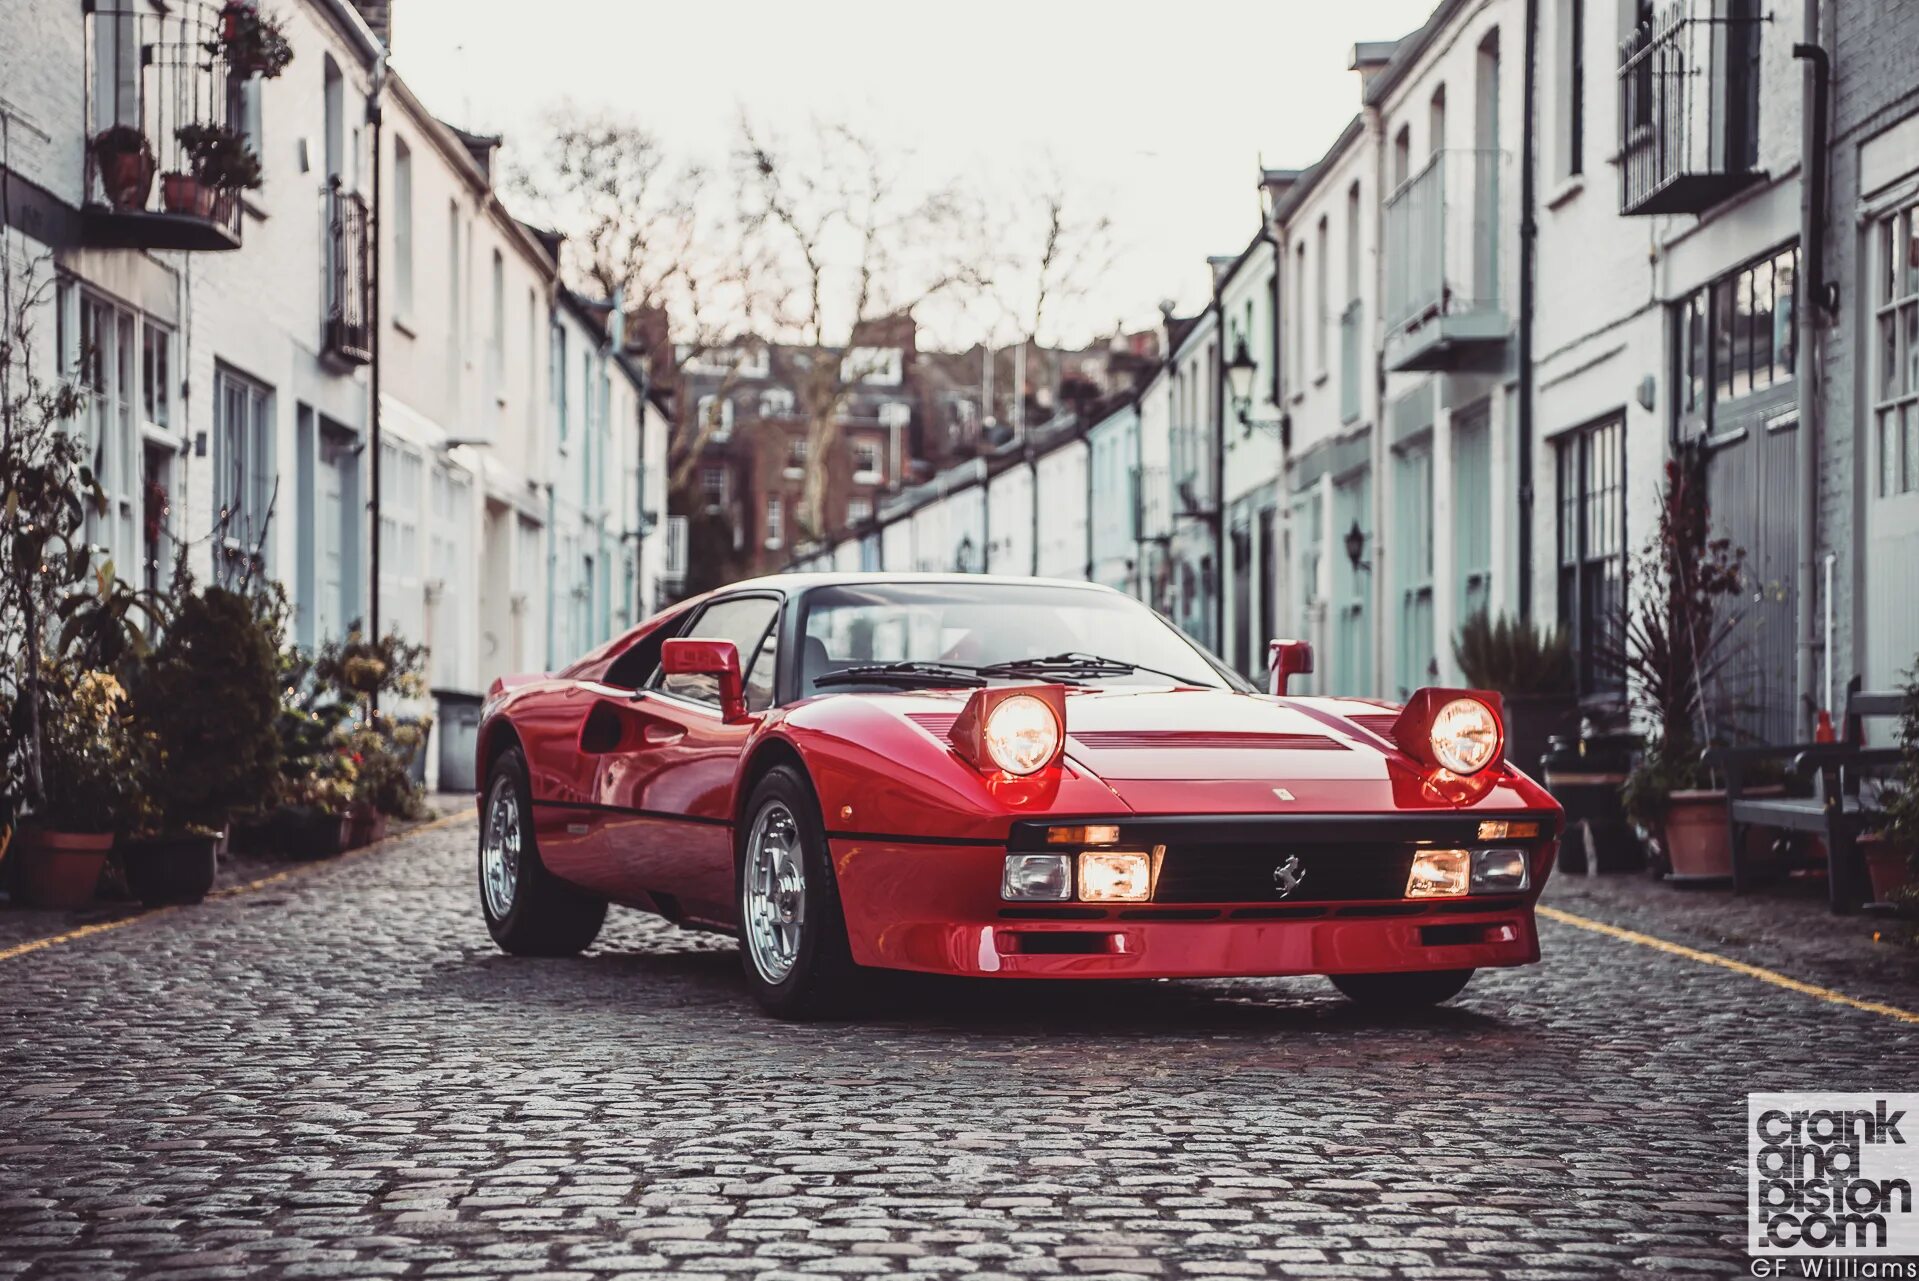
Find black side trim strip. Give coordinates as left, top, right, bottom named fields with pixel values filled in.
left=826, top=829, right=1004, bottom=848
left=530, top=799, right=732, bottom=828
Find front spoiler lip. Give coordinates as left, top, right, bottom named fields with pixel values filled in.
left=1005, top=810, right=1564, bottom=850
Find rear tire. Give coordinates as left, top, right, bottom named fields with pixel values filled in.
left=736, top=764, right=859, bottom=1019
left=479, top=747, right=606, bottom=956
left=1329, top=968, right=1474, bottom=1009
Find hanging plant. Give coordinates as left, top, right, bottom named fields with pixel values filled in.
left=215, top=3, right=295, bottom=79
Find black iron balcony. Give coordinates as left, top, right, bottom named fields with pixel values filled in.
left=323, top=180, right=372, bottom=365
left=1381, top=149, right=1510, bottom=373
left=1617, top=0, right=1767, bottom=215
left=82, top=0, right=244, bottom=251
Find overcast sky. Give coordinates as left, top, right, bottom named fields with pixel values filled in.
left=390, top=0, right=1439, bottom=348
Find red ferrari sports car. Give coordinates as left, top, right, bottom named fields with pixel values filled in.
left=474, top=573, right=1561, bottom=1018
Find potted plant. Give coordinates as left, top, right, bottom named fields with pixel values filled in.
left=214, top=4, right=294, bottom=78
left=1863, top=667, right=1919, bottom=906
left=123, top=584, right=282, bottom=904
left=316, top=626, right=433, bottom=843
left=163, top=123, right=261, bottom=222
left=1453, top=611, right=1575, bottom=779
left=1612, top=453, right=1747, bottom=880
left=91, top=124, right=155, bottom=210
left=15, top=668, right=140, bottom=908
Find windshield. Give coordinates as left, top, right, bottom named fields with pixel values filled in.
left=796, top=581, right=1248, bottom=696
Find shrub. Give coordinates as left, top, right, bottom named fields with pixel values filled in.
left=1454, top=612, right=1574, bottom=696
left=33, top=668, right=140, bottom=835
left=134, top=586, right=282, bottom=834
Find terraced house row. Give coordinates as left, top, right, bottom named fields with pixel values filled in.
left=0, top=0, right=674, bottom=787
left=792, top=0, right=1919, bottom=739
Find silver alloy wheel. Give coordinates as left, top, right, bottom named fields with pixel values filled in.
left=743, top=799, right=805, bottom=983
left=480, top=775, right=521, bottom=921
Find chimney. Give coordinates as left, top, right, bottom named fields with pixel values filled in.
left=349, top=0, right=392, bottom=49
left=1350, top=40, right=1400, bottom=95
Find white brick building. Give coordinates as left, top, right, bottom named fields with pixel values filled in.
left=1, top=0, right=669, bottom=786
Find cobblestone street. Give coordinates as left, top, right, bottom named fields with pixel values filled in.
left=1, top=815, right=1913, bottom=1281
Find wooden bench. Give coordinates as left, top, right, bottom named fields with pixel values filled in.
left=1707, top=678, right=1905, bottom=915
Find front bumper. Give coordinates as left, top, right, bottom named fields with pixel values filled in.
left=830, top=829, right=1552, bottom=979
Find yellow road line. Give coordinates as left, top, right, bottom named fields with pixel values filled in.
left=1537, top=904, right=1919, bottom=1027
left=0, top=808, right=475, bottom=965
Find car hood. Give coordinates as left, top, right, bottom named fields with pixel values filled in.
left=869, top=685, right=1539, bottom=816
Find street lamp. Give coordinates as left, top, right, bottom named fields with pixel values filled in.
left=1224, top=337, right=1290, bottom=450
left=1343, top=519, right=1371, bottom=573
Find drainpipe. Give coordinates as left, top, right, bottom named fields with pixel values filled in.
left=1085, top=424, right=1095, bottom=583
left=1794, top=30, right=1829, bottom=731
left=1211, top=299, right=1227, bottom=654
left=1029, top=440, right=1039, bottom=577
left=1516, top=0, right=1540, bottom=623
left=366, top=56, right=386, bottom=714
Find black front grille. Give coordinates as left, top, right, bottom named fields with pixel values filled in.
left=1153, top=843, right=1415, bottom=904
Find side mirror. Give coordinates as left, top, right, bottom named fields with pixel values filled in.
left=661, top=638, right=748, bottom=723
left=1267, top=639, right=1314, bottom=695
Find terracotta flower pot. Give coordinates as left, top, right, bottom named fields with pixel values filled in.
left=161, top=173, right=216, bottom=218
left=15, top=828, right=113, bottom=909
left=345, top=803, right=388, bottom=850
left=1860, top=833, right=1912, bottom=905
left=121, top=833, right=218, bottom=906
left=98, top=146, right=156, bottom=210
left=1662, top=788, right=1733, bottom=880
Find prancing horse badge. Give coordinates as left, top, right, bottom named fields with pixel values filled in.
left=1272, top=855, right=1306, bottom=898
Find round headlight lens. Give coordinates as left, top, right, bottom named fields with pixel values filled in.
left=1430, top=697, right=1500, bottom=775
left=982, top=694, right=1061, bottom=776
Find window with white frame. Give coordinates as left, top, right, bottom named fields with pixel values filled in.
left=550, top=321, right=568, bottom=448
left=378, top=440, right=424, bottom=637
left=876, top=400, right=910, bottom=428
left=489, top=250, right=505, bottom=405
left=842, top=346, right=903, bottom=385
left=429, top=464, right=472, bottom=685
left=847, top=497, right=873, bottom=526
left=1315, top=216, right=1330, bottom=375
left=701, top=465, right=727, bottom=507
left=785, top=436, right=809, bottom=474
left=1873, top=201, right=1919, bottom=497
left=1557, top=0, right=1585, bottom=179
left=853, top=439, right=881, bottom=480
left=760, top=386, right=795, bottom=416
left=394, top=137, right=414, bottom=316
left=697, top=394, right=735, bottom=440
left=71, top=290, right=139, bottom=572
left=142, top=320, right=172, bottom=432
left=213, top=365, right=272, bottom=585
left=765, top=495, right=784, bottom=549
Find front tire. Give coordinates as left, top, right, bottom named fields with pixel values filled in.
left=479, top=747, right=606, bottom=956
left=1329, top=968, right=1474, bottom=1009
left=737, top=764, right=859, bottom=1019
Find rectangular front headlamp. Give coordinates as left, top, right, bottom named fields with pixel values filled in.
left=1406, top=847, right=1532, bottom=898
left=1077, top=850, right=1152, bottom=902
left=1406, top=848, right=1471, bottom=898
left=1002, top=853, right=1072, bottom=901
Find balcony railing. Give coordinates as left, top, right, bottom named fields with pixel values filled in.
left=1338, top=301, right=1363, bottom=423
left=82, top=0, right=243, bottom=251
left=1382, top=148, right=1509, bottom=371
left=1617, top=0, right=1767, bottom=215
left=324, top=180, right=372, bottom=365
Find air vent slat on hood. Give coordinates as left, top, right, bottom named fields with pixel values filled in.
left=905, top=712, right=961, bottom=740
left=1069, top=730, right=1343, bottom=751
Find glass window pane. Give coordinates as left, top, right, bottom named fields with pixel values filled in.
left=1907, top=404, right=1919, bottom=495
left=1882, top=217, right=1898, bottom=305
left=1774, top=251, right=1796, bottom=384
left=1883, top=314, right=1902, bottom=401
left=1751, top=260, right=1774, bottom=388
left=1906, top=209, right=1919, bottom=299
left=1714, top=281, right=1736, bottom=403
left=1882, top=410, right=1897, bottom=497
left=1907, top=303, right=1919, bottom=396
left=1731, top=270, right=1755, bottom=398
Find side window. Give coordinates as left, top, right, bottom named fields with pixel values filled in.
left=658, top=596, right=781, bottom=711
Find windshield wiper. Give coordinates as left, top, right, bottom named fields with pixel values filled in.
left=979, top=651, right=1210, bottom=688
left=813, top=661, right=988, bottom=689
